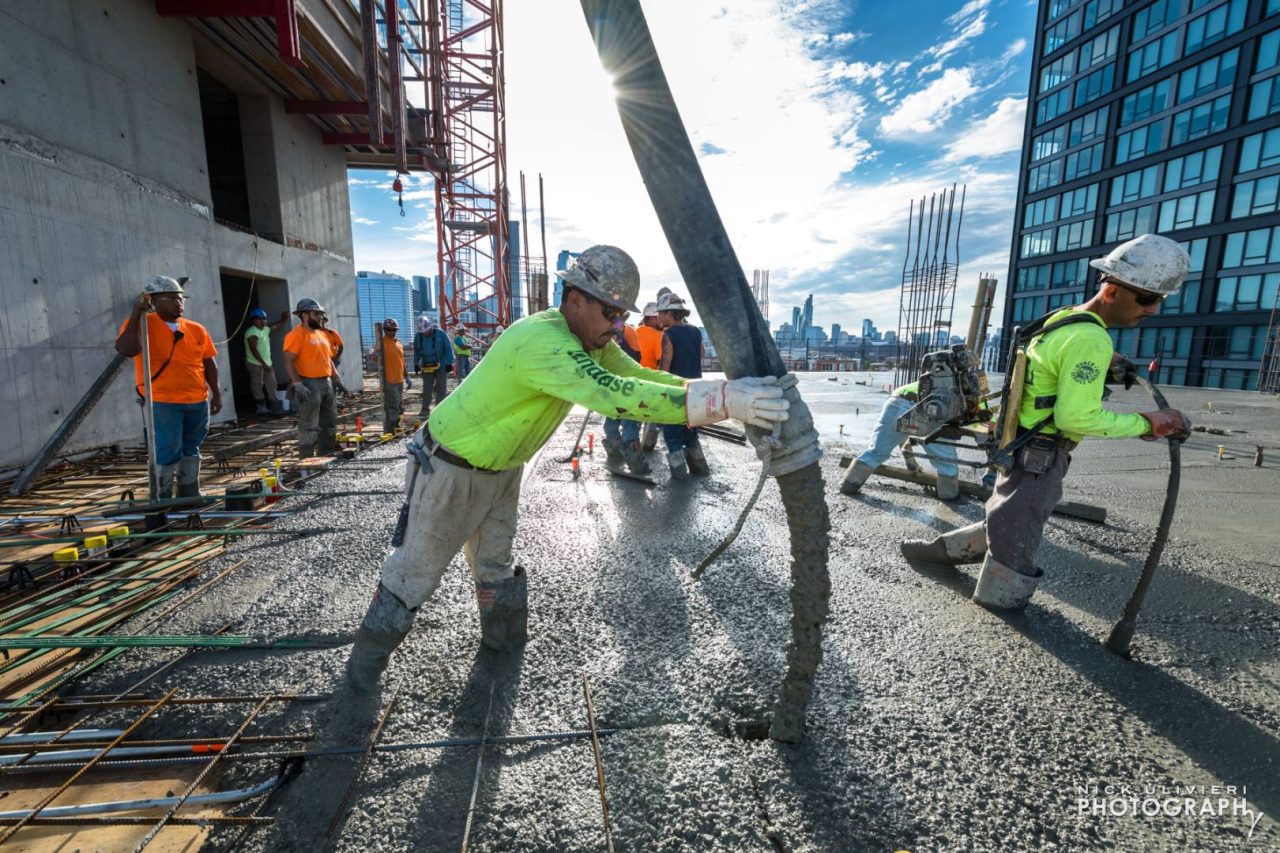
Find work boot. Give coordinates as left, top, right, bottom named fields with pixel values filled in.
left=973, top=554, right=1042, bottom=611
left=642, top=424, right=658, bottom=451
left=346, top=584, right=417, bottom=693
left=900, top=522, right=987, bottom=567
left=685, top=445, right=711, bottom=476
left=298, top=445, right=315, bottom=459
left=175, top=456, right=203, bottom=498
left=839, top=460, right=875, bottom=496
left=154, top=463, right=179, bottom=500
left=268, top=396, right=284, bottom=416
left=255, top=402, right=269, bottom=415
left=667, top=449, right=689, bottom=480
left=936, top=474, right=961, bottom=501
left=475, top=567, right=528, bottom=652
left=317, top=433, right=337, bottom=455
left=622, top=440, right=650, bottom=475
left=603, top=438, right=627, bottom=473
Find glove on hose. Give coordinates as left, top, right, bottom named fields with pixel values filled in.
left=1141, top=409, right=1191, bottom=442
left=686, top=376, right=789, bottom=430
left=1107, top=355, right=1138, bottom=389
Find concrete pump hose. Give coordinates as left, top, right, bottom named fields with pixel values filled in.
left=1105, top=375, right=1181, bottom=656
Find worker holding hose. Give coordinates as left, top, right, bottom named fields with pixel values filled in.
left=899, top=235, right=1193, bottom=610
left=345, top=245, right=795, bottom=692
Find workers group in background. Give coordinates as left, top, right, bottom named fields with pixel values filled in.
left=453, top=325, right=472, bottom=379
left=414, top=315, right=454, bottom=417
left=345, top=244, right=793, bottom=693
left=900, top=234, right=1193, bottom=611
left=244, top=307, right=289, bottom=415
left=635, top=301, right=664, bottom=451
left=283, top=298, right=340, bottom=458
left=378, top=319, right=410, bottom=433
left=657, top=290, right=708, bottom=479
left=840, top=381, right=961, bottom=500
left=602, top=317, right=648, bottom=475
left=114, top=276, right=220, bottom=499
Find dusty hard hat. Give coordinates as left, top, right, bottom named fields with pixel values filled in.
left=249, top=308, right=268, bottom=320
left=557, top=245, right=641, bottom=312
left=294, top=298, right=325, bottom=314
left=1089, top=234, right=1190, bottom=296
left=642, top=301, right=659, bottom=318
left=657, top=291, right=689, bottom=314
left=144, top=276, right=185, bottom=295
left=383, top=317, right=399, bottom=328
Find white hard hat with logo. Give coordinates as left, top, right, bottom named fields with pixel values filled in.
left=1089, top=234, right=1190, bottom=296
left=657, top=291, right=689, bottom=314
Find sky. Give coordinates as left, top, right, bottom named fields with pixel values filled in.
left=347, top=0, right=1039, bottom=335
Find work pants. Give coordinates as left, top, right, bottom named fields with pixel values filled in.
left=246, top=362, right=278, bottom=406
left=663, top=424, right=700, bottom=454
left=603, top=417, right=640, bottom=444
left=152, top=401, right=209, bottom=466
left=383, top=382, right=404, bottom=432
left=456, top=355, right=471, bottom=379
left=417, top=367, right=449, bottom=415
left=856, top=395, right=959, bottom=478
left=296, top=376, right=337, bottom=456
left=381, top=438, right=522, bottom=608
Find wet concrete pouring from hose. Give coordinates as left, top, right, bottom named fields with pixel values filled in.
left=18, top=374, right=1279, bottom=851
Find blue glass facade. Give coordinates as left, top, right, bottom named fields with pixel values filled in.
left=355, top=271, right=414, bottom=350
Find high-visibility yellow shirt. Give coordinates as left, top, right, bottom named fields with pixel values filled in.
left=429, top=309, right=687, bottom=470
left=1019, top=307, right=1150, bottom=443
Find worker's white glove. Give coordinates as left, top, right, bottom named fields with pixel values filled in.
left=292, top=381, right=312, bottom=404
left=686, top=376, right=789, bottom=430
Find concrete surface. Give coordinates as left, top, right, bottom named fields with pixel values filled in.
left=68, top=372, right=1280, bottom=851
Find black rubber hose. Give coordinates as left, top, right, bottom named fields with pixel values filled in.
left=1105, top=375, right=1181, bottom=656
left=579, top=0, right=830, bottom=743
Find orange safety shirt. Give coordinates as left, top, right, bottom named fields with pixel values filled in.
left=381, top=336, right=406, bottom=383
left=635, top=323, right=663, bottom=369
left=322, top=328, right=345, bottom=353
left=283, top=325, right=336, bottom=379
left=119, top=314, right=216, bottom=404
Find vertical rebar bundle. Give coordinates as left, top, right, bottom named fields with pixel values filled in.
left=894, top=185, right=965, bottom=388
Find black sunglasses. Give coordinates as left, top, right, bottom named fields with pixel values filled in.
left=1107, top=278, right=1164, bottom=307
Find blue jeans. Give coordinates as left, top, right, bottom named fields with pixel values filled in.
left=152, top=402, right=209, bottom=466
left=662, top=424, right=700, bottom=454
left=855, top=396, right=958, bottom=478
left=603, top=417, right=640, bottom=444
left=456, top=356, right=471, bottom=378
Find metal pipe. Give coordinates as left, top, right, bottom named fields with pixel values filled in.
left=0, top=772, right=281, bottom=820
left=140, top=309, right=160, bottom=501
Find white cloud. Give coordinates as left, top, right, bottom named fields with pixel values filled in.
left=878, top=67, right=979, bottom=136
left=352, top=216, right=379, bottom=225
left=942, top=97, right=1027, bottom=162
left=829, top=60, right=892, bottom=84
left=947, top=0, right=992, bottom=26
left=1001, top=38, right=1028, bottom=62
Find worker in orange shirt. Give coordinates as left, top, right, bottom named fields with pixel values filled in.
left=634, top=300, right=665, bottom=451
left=114, top=276, right=221, bottom=498
left=283, top=298, right=339, bottom=457
left=320, top=312, right=350, bottom=394
left=377, top=318, right=411, bottom=432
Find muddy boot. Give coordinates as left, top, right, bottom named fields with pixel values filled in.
left=900, top=522, right=987, bottom=567
left=346, top=584, right=416, bottom=693
left=152, top=463, right=179, bottom=500
left=839, top=460, right=875, bottom=496
left=255, top=401, right=269, bottom=415
left=685, top=445, right=710, bottom=476
left=973, top=554, right=1041, bottom=611
left=936, top=474, right=960, bottom=501
left=667, top=449, right=689, bottom=480
left=642, top=423, right=658, bottom=451
left=622, top=440, right=650, bottom=475
left=603, top=438, right=627, bottom=473
left=175, top=456, right=203, bottom=498
left=475, top=567, right=528, bottom=652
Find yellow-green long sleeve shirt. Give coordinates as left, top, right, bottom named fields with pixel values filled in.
left=1019, top=307, right=1151, bottom=443
left=429, top=309, right=688, bottom=470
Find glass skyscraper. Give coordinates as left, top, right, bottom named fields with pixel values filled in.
left=1004, top=0, right=1280, bottom=389
left=355, top=271, right=414, bottom=350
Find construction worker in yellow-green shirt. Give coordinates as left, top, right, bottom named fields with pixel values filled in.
left=900, top=235, right=1192, bottom=611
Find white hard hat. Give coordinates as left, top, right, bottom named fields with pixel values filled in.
left=556, top=245, right=641, bottom=312
left=642, top=301, right=659, bottom=318
left=144, top=276, right=186, bottom=295
left=657, top=291, right=689, bottom=314
left=1089, top=234, right=1190, bottom=296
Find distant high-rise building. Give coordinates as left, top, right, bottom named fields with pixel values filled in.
left=1007, top=0, right=1280, bottom=390
left=831, top=323, right=842, bottom=342
left=791, top=305, right=801, bottom=332
left=554, top=249, right=580, bottom=308
left=883, top=330, right=897, bottom=345
left=801, top=294, right=814, bottom=331
left=411, top=275, right=434, bottom=316
left=355, top=271, right=414, bottom=349
left=861, top=318, right=881, bottom=342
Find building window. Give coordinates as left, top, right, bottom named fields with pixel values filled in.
left=1204, top=324, right=1266, bottom=360
left=1021, top=228, right=1057, bottom=258
left=1128, top=32, right=1179, bottom=83
left=1036, top=88, right=1074, bottom=125
left=1131, top=0, right=1181, bottom=43
left=1105, top=204, right=1157, bottom=242
left=1047, top=291, right=1079, bottom=310
left=1202, top=367, right=1258, bottom=389
left=1061, top=183, right=1100, bottom=217
left=1084, top=0, right=1124, bottom=28
left=1248, top=77, right=1280, bottom=120
left=1165, top=145, right=1223, bottom=191
left=1065, top=142, right=1106, bottom=179
left=1045, top=12, right=1083, bottom=55
left=1050, top=257, right=1092, bottom=288
left=1169, top=95, right=1231, bottom=146
left=1176, top=48, right=1238, bottom=104
left=1214, top=273, right=1280, bottom=311
left=1259, top=30, right=1280, bottom=73
left=1074, top=64, right=1116, bottom=108
left=1069, top=105, right=1110, bottom=145
left=1012, top=296, right=1046, bottom=322
left=1056, top=218, right=1094, bottom=251
left=1238, top=127, right=1280, bottom=172
left=1041, top=54, right=1078, bottom=93
left=1028, top=158, right=1066, bottom=192
left=1116, top=118, right=1169, bottom=164
left=1162, top=279, right=1202, bottom=314
left=1016, top=264, right=1051, bottom=292
left=1032, top=125, right=1067, bottom=162
left=1079, top=26, right=1121, bottom=68
left=1232, top=175, right=1280, bottom=218
left=1049, top=0, right=1080, bottom=18
left=1184, top=0, right=1247, bottom=54
left=1158, top=189, right=1216, bottom=231
left=1110, top=164, right=1161, bottom=204
left=1268, top=0, right=1280, bottom=17
left=1137, top=326, right=1194, bottom=358
left=1223, top=225, right=1280, bottom=266
left=1120, top=78, right=1173, bottom=127
left=1025, top=196, right=1061, bottom=228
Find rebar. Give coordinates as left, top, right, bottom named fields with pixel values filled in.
left=894, top=185, right=965, bottom=388
left=326, top=686, right=401, bottom=838
left=582, top=675, right=615, bottom=853
left=460, top=682, right=497, bottom=853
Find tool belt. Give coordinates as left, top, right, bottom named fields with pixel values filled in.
left=423, top=430, right=498, bottom=474
left=1016, top=426, right=1077, bottom=451
left=418, top=362, right=438, bottom=373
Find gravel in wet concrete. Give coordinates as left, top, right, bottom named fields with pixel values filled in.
left=67, top=374, right=1279, bottom=851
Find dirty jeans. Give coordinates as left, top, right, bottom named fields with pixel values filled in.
left=856, top=395, right=958, bottom=478
left=380, top=435, right=522, bottom=608
left=418, top=367, right=449, bottom=415
left=603, top=417, right=640, bottom=444
left=662, top=424, right=700, bottom=454
left=152, top=401, right=209, bottom=466
left=295, top=376, right=337, bottom=455
left=456, top=355, right=471, bottom=379
left=246, top=361, right=278, bottom=406
left=383, top=382, right=404, bottom=432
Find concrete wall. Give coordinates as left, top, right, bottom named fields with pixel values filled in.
left=0, top=0, right=359, bottom=472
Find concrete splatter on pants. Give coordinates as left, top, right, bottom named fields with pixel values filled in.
left=984, top=443, right=1071, bottom=575
left=295, top=376, right=337, bottom=456
left=418, top=368, right=449, bottom=415
left=383, top=382, right=404, bottom=432
left=381, top=448, right=522, bottom=608
left=246, top=361, right=278, bottom=406
left=856, top=395, right=959, bottom=477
